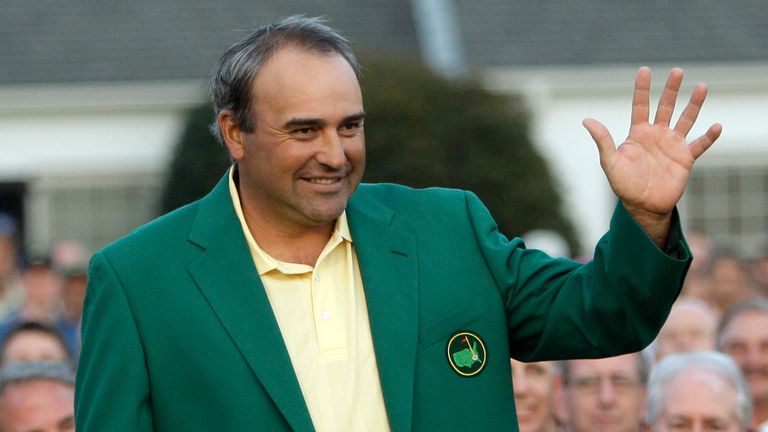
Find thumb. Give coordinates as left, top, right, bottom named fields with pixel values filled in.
left=582, top=118, right=616, bottom=161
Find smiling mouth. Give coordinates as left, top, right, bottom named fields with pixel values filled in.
left=306, top=177, right=340, bottom=185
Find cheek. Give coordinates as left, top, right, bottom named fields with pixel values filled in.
left=345, top=137, right=366, bottom=163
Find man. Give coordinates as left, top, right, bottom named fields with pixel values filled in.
left=511, top=359, right=562, bottom=432
left=75, top=16, right=721, bottom=432
left=644, top=351, right=752, bottom=432
left=654, top=296, right=719, bottom=362
left=710, top=250, right=756, bottom=312
left=1, top=321, right=71, bottom=367
left=558, top=353, right=647, bottom=432
left=717, top=299, right=768, bottom=430
left=0, top=361, right=76, bottom=432
left=0, top=214, right=23, bottom=320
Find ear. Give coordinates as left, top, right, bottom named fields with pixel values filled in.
left=218, top=110, right=246, bottom=161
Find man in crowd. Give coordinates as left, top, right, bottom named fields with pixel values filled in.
left=710, top=249, right=756, bottom=312
left=558, top=353, right=647, bottom=432
left=0, top=213, right=23, bottom=320
left=717, top=298, right=768, bottom=430
left=512, top=359, right=562, bottom=432
left=0, top=321, right=71, bottom=368
left=644, top=351, right=752, bottom=432
left=654, top=296, right=719, bottom=362
left=0, top=361, right=75, bottom=432
left=76, top=15, right=721, bottom=432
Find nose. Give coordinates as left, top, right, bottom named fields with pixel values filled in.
left=597, top=380, right=616, bottom=406
left=316, top=131, right=346, bottom=170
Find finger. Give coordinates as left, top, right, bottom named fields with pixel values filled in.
left=689, top=123, right=722, bottom=160
left=583, top=118, right=616, bottom=162
left=653, top=68, right=684, bottom=126
left=674, top=82, right=708, bottom=137
left=631, top=67, right=651, bottom=126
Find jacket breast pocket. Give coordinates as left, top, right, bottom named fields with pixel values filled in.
left=419, top=294, right=490, bottom=349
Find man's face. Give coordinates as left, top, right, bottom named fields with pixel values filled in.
left=0, top=380, right=75, bottom=432
left=719, top=310, right=768, bottom=403
left=561, top=354, right=646, bottom=432
left=226, top=46, right=365, bottom=231
left=655, top=302, right=717, bottom=361
left=511, top=359, right=560, bottom=432
left=710, top=257, right=751, bottom=311
left=650, top=370, right=741, bottom=432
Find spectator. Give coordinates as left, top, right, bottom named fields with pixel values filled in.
left=0, top=213, right=23, bottom=320
left=751, top=243, right=768, bottom=298
left=654, top=296, right=719, bottom=362
left=558, top=353, right=647, bottom=432
left=644, top=350, right=751, bottom=432
left=57, top=267, right=86, bottom=359
left=0, top=361, right=75, bottom=432
left=0, top=321, right=71, bottom=368
left=511, top=359, right=563, bottom=432
left=680, top=231, right=714, bottom=305
left=710, top=249, right=755, bottom=313
left=717, top=298, right=768, bottom=430
left=14, top=256, right=63, bottom=323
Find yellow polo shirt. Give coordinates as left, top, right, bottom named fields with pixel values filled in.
left=228, top=169, right=390, bottom=431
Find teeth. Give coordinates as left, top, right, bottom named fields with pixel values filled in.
left=309, top=178, right=338, bottom=184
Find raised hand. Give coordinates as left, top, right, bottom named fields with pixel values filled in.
left=582, top=67, right=722, bottom=247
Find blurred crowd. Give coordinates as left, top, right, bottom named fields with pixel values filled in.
left=0, top=213, right=83, bottom=431
left=2, top=208, right=768, bottom=431
left=513, top=229, right=768, bottom=432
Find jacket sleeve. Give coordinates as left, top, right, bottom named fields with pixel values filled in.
left=76, top=252, right=155, bottom=431
left=464, top=191, right=691, bottom=361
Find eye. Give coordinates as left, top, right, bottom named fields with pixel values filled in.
left=291, top=127, right=317, bottom=139
left=339, top=120, right=363, bottom=136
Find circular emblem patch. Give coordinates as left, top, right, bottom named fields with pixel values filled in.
left=447, top=331, right=487, bottom=377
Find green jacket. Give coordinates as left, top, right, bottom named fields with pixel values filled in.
left=76, top=175, right=690, bottom=431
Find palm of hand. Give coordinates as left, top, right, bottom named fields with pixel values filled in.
left=584, top=67, right=722, bottom=218
left=606, top=124, right=694, bottom=216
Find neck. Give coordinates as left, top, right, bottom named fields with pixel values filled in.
left=248, top=216, right=334, bottom=266
left=239, top=197, right=335, bottom=266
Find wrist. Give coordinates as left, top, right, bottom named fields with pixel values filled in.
left=621, top=202, right=672, bottom=249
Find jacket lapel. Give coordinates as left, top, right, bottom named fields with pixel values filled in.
left=347, top=190, right=419, bottom=432
left=186, top=175, right=314, bottom=432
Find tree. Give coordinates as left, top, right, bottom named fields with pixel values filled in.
left=159, top=56, right=579, bottom=252
left=159, top=104, right=231, bottom=214
left=359, top=57, right=578, bottom=251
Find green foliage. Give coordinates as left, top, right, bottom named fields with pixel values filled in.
left=159, top=104, right=231, bottom=214
left=359, top=57, right=578, bottom=251
left=159, top=56, right=578, bottom=252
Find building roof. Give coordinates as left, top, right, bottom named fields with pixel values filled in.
left=456, top=0, right=768, bottom=67
left=0, top=1, right=419, bottom=84
left=2, top=1, right=766, bottom=85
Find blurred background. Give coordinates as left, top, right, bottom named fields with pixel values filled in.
left=1, top=0, right=767, bottom=260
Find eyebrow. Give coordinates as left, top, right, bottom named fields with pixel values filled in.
left=282, top=111, right=366, bottom=129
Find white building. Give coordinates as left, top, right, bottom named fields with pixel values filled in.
left=2, top=1, right=767, bottom=257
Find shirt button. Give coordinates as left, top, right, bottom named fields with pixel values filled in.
left=321, top=311, right=331, bottom=321
left=314, top=274, right=321, bottom=282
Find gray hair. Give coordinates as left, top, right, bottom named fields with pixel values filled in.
left=560, top=351, right=650, bottom=386
left=645, top=351, right=751, bottom=431
left=209, top=15, right=360, bottom=145
left=716, top=297, right=768, bottom=350
left=0, top=361, right=75, bottom=396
